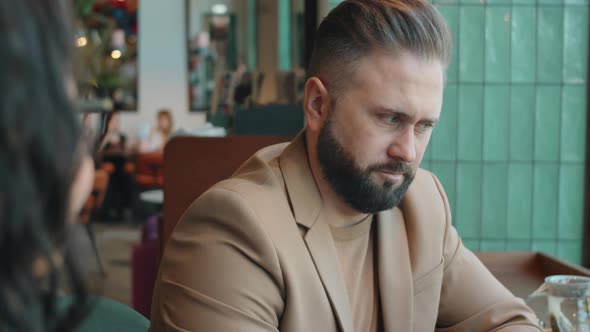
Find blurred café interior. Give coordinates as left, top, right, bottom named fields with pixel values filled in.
left=36, top=0, right=590, bottom=328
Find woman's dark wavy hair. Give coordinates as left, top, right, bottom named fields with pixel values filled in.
left=0, top=0, right=90, bottom=330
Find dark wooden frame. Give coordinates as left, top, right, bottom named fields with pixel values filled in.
left=477, top=251, right=590, bottom=320
left=304, top=0, right=318, bottom=70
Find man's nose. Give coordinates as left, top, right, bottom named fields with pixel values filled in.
left=387, top=127, right=417, bottom=164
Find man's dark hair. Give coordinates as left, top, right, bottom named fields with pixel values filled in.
left=308, top=0, right=452, bottom=97
left=0, top=0, right=91, bottom=331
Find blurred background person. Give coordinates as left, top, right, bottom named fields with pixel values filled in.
left=138, top=109, right=174, bottom=153
left=99, top=112, right=127, bottom=155
left=81, top=114, right=97, bottom=151
left=98, top=112, right=134, bottom=220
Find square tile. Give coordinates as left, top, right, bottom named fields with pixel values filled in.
left=539, top=0, right=589, bottom=3
left=422, top=145, right=433, bottom=164
left=563, top=7, right=589, bottom=83
left=509, top=85, right=536, bottom=161
left=532, top=240, right=557, bottom=256
left=560, top=85, right=587, bottom=162
left=511, top=7, right=537, bottom=83
left=534, top=86, right=561, bottom=162
left=537, top=7, right=564, bottom=83
left=512, top=0, right=537, bottom=4
left=532, top=164, right=559, bottom=239
left=564, top=0, right=590, bottom=4
left=482, top=164, right=508, bottom=239
left=506, top=240, right=531, bottom=251
left=507, top=163, right=533, bottom=239
left=455, top=163, right=482, bottom=238
left=558, top=165, right=585, bottom=240
left=433, top=0, right=460, bottom=4
left=459, top=7, right=485, bottom=82
left=430, top=162, right=457, bottom=212
left=329, top=0, right=343, bottom=8
left=438, top=6, right=459, bottom=82
left=557, top=240, right=582, bottom=265
left=485, top=7, right=511, bottom=82
left=463, top=239, right=481, bottom=252
left=458, top=85, right=484, bottom=161
left=480, top=240, right=507, bottom=251
left=432, top=84, right=458, bottom=161
left=483, top=85, right=510, bottom=161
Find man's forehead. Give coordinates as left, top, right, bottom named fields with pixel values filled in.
left=351, top=51, right=444, bottom=88
left=340, top=52, right=444, bottom=118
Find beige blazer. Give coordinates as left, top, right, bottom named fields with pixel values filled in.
left=150, top=133, right=541, bottom=332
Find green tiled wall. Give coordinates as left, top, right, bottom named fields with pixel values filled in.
left=278, top=0, right=292, bottom=70
left=329, top=0, right=589, bottom=264
left=430, top=0, right=588, bottom=264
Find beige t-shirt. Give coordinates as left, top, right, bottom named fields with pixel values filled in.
left=330, top=216, right=382, bottom=332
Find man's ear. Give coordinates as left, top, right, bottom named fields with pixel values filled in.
left=304, top=77, right=330, bottom=132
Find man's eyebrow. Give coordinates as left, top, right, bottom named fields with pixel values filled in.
left=371, top=106, right=439, bottom=123
left=420, top=117, right=440, bottom=124
left=371, top=106, right=410, bottom=118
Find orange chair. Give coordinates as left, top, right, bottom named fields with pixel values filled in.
left=101, top=161, right=115, bottom=175
left=133, top=152, right=164, bottom=190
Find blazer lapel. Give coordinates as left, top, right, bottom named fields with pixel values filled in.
left=377, top=209, right=414, bottom=332
left=304, top=212, right=354, bottom=332
left=279, top=132, right=353, bottom=332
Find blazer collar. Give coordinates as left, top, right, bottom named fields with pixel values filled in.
left=279, top=131, right=415, bottom=332
left=377, top=209, right=414, bottom=332
left=279, top=131, right=353, bottom=332
left=278, top=130, right=322, bottom=229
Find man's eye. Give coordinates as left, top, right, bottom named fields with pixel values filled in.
left=416, top=122, right=435, bottom=133
left=382, top=114, right=401, bottom=124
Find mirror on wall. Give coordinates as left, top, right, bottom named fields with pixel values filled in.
left=74, top=0, right=139, bottom=112
left=187, top=0, right=308, bottom=113
left=187, top=0, right=257, bottom=112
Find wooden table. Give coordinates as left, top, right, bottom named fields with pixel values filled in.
left=476, top=251, right=590, bottom=299
left=476, top=251, right=590, bottom=329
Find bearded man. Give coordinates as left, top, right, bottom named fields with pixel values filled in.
left=150, top=1, right=541, bottom=331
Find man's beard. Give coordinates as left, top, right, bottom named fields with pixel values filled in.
left=316, top=115, right=415, bottom=214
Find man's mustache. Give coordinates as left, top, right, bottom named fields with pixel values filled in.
left=368, top=162, right=413, bottom=175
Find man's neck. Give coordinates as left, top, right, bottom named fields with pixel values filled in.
left=319, top=182, right=370, bottom=228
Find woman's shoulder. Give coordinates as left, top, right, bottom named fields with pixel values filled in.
left=61, top=296, right=149, bottom=332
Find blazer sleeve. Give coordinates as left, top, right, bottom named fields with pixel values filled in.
left=430, top=174, right=543, bottom=332
left=149, top=187, right=284, bottom=332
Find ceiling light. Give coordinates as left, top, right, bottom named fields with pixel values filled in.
left=111, top=50, right=122, bottom=59
left=212, top=4, right=228, bottom=15
left=76, top=37, right=87, bottom=47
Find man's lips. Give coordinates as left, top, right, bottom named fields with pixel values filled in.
left=377, top=170, right=405, bottom=182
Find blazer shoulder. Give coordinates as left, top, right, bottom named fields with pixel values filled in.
left=156, top=184, right=286, bottom=330
left=400, top=169, right=451, bottom=264
left=175, top=183, right=285, bottom=279
left=403, top=168, right=448, bottom=211
left=180, top=161, right=290, bottom=243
